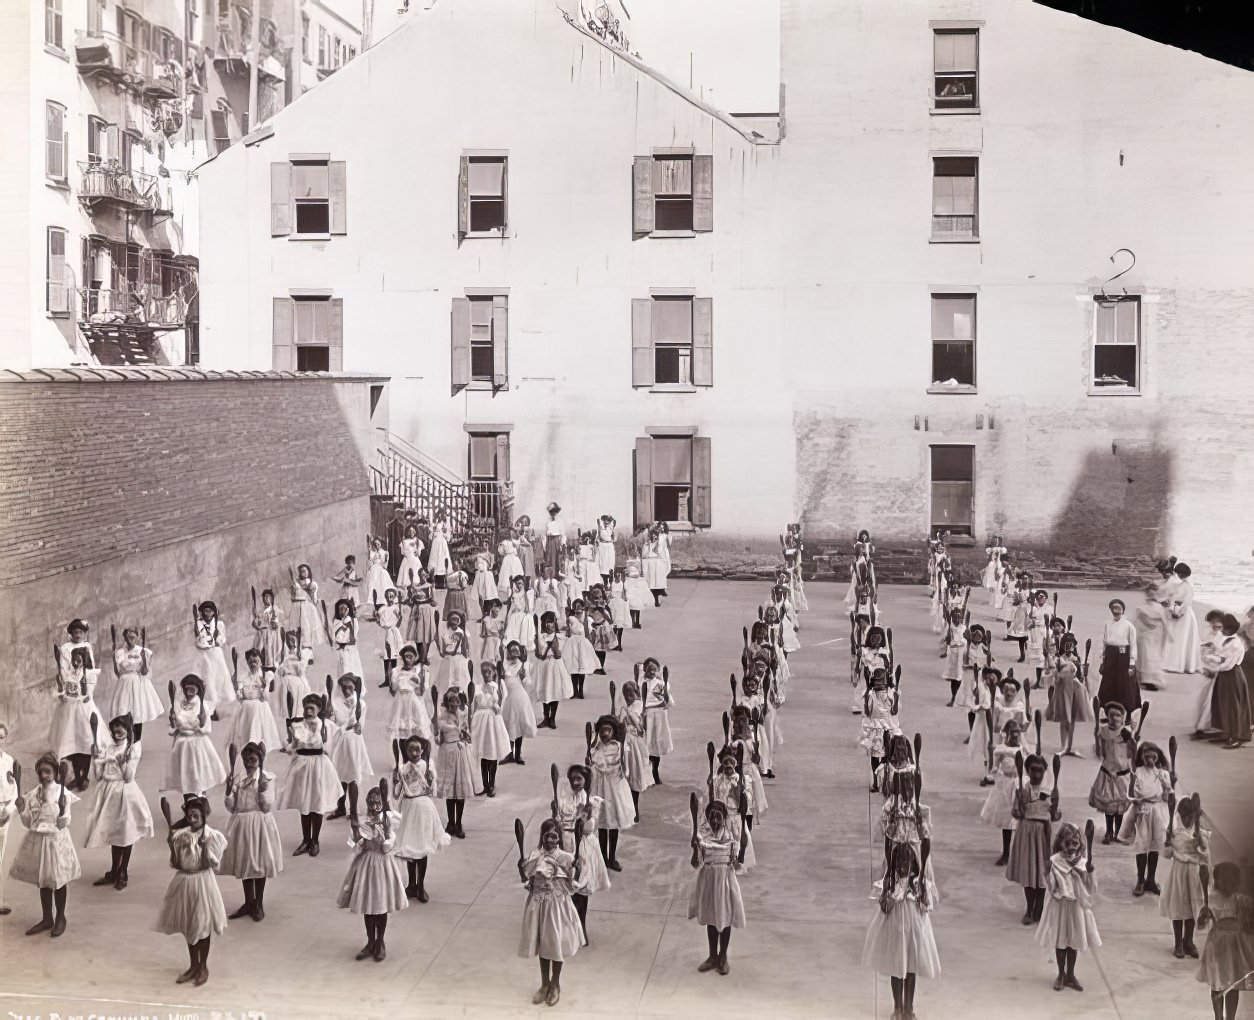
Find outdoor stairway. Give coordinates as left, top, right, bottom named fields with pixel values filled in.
left=84, top=328, right=157, bottom=365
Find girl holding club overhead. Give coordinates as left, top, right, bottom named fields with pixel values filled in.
left=710, top=747, right=756, bottom=868
left=517, top=816, right=584, bottom=1007
left=11, top=751, right=80, bottom=936
left=500, top=640, right=537, bottom=765
left=981, top=719, right=1025, bottom=867
left=435, top=686, right=480, bottom=838
left=279, top=693, right=341, bottom=858
left=108, top=627, right=162, bottom=741
left=329, top=674, right=374, bottom=816
left=427, top=510, right=453, bottom=586
left=862, top=841, right=940, bottom=1018
left=860, top=668, right=900, bottom=793
left=588, top=714, right=634, bottom=872
left=227, top=649, right=283, bottom=752
left=641, top=658, right=674, bottom=784
left=496, top=532, right=524, bottom=601
left=328, top=599, right=363, bottom=684
left=504, top=575, right=537, bottom=648
left=85, top=714, right=153, bottom=891
left=156, top=795, right=227, bottom=986
left=222, top=740, right=281, bottom=923
left=554, top=764, right=609, bottom=941
left=289, top=564, right=324, bottom=664
left=470, top=662, right=510, bottom=798
left=387, top=644, right=432, bottom=743
left=393, top=735, right=449, bottom=902
left=729, top=707, right=769, bottom=828
left=690, top=798, right=747, bottom=976
left=1036, top=821, right=1100, bottom=992
left=338, top=781, right=408, bottom=962
left=164, top=675, right=227, bottom=798
left=364, top=537, right=392, bottom=613
left=192, top=601, right=234, bottom=714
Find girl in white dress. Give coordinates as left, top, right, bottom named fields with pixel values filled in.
left=477, top=600, right=505, bottom=668
left=364, top=537, right=392, bottom=609
left=518, top=818, right=584, bottom=1008
left=500, top=641, right=537, bottom=765
left=49, top=647, right=98, bottom=791
left=156, top=796, right=227, bottom=986
left=279, top=695, right=341, bottom=857
left=396, top=525, right=425, bottom=587
left=689, top=800, right=745, bottom=976
left=534, top=612, right=572, bottom=729
left=470, top=547, right=498, bottom=609
left=10, top=752, right=80, bottom=937
left=435, top=688, right=481, bottom=837
left=641, top=658, right=674, bottom=784
left=555, top=765, right=609, bottom=941
left=108, top=627, right=163, bottom=738
left=505, top=575, right=537, bottom=647
left=329, top=675, right=374, bottom=813
left=387, top=645, right=432, bottom=742
left=227, top=649, right=282, bottom=751
left=332, top=554, right=363, bottom=610
left=393, top=735, right=450, bottom=902
left=164, top=675, right=227, bottom=797
left=577, top=532, right=601, bottom=596
left=372, top=587, right=403, bottom=689
left=288, top=564, right=323, bottom=664
left=470, top=662, right=511, bottom=797
left=329, top=599, right=363, bottom=680
left=983, top=539, right=1006, bottom=601
left=271, top=632, right=310, bottom=729
left=251, top=589, right=285, bottom=673
left=564, top=601, right=598, bottom=700
left=85, top=714, right=153, bottom=890
left=1130, top=742, right=1173, bottom=897
left=1036, top=822, right=1100, bottom=992
left=192, top=601, right=234, bottom=713
left=427, top=511, right=453, bottom=586
left=496, top=535, right=524, bottom=598
left=515, top=516, right=536, bottom=581
left=710, top=750, right=756, bottom=869
left=433, top=610, right=472, bottom=690
left=862, top=842, right=940, bottom=1015
left=404, top=573, right=439, bottom=661
left=1162, top=563, right=1201, bottom=674
left=222, top=742, right=281, bottom=923
left=338, top=783, right=408, bottom=962
left=588, top=714, right=634, bottom=871
left=616, top=680, right=652, bottom=822
left=981, top=720, right=1025, bottom=866
left=642, top=530, right=665, bottom=608
left=609, top=569, right=630, bottom=649
left=595, top=516, right=617, bottom=583
left=534, top=566, right=561, bottom=617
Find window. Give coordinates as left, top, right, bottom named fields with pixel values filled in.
left=468, top=433, right=510, bottom=480
left=346, top=45, right=356, bottom=61
left=301, top=13, right=310, bottom=61
left=450, top=294, right=507, bottom=392
left=186, top=319, right=200, bottom=365
left=271, top=159, right=347, bottom=237
left=930, top=445, right=974, bottom=536
left=87, top=116, right=107, bottom=164
left=46, top=0, right=63, bottom=48
left=458, top=155, right=507, bottom=237
left=632, top=153, right=712, bottom=235
left=634, top=434, right=712, bottom=528
left=932, top=156, right=977, bottom=240
left=332, top=35, right=342, bottom=67
left=318, top=26, right=328, bottom=67
left=930, top=294, right=976, bottom=388
left=187, top=1, right=199, bottom=46
left=46, top=227, right=70, bottom=315
left=1093, top=297, right=1140, bottom=391
left=272, top=295, right=344, bottom=371
left=45, top=102, right=66, bottom=182
left=933, top=29, right=978, bottom=110
left=631, top=296, right=712, bottom=388
left=210, top=110, right=231, bottom=155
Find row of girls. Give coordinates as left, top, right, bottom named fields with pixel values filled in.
left=926, top=535, right=1254, bottom=1016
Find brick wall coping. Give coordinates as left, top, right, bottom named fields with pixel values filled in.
left=0, top=368, right=391, bottom=385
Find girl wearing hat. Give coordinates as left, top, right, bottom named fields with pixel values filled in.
left=156, top=795, right=227, bottom=985
left=690, top=799, right=746, bottom=976
left=588, top=715, right=633, bottom=871
left=641, top=658, right=673, bottom=785
left=403, top=570, right=439, bottom=662
left=470, top=662, right=510, bottom=797
left=427, top=510, right=453, bottom=588
left=108, top=627, right=162, bottom=741
left=981, top=719, right=1025, bottom=866
left=393, top=735, right=450, bottom=902
left=554, top=765, right=609, bottom=940
left=338, top=782, right=408, bottom=961
left=534, top=612, right=573, bottom=730
left=433, top=611, right=472, bottom=690
left=85, top=714, right=152, bottom=890
left=279, top=694, right=341, bottom=857
left=364, top=536, right=392, bottom=609
left=435, top=687, right=481, bottom=837
left=542, top=502, right=565, bottom=576
left=518, top=817, right=584, bottom=1007
left=515, top=517, right=536, bottom=581
left=862, top=841, right=939, bottom=1017
left=222, top=741, right=281, bottom=922
left=500, top=641, right=537, bottom=765
left=372, top=587, right=404, bottom=689
left=615, top=680, right=652, bottom=822
left=396, top=525, right=425, bottom=587
left=387, top=645, right=431, bottom=743
left=504, top=575, right=537, bottom=648
left=1162, top=561, right=1200, bottom=674
left=1088, top=702, right=1134, bottom=844
left=288, top=565, right=324, bottom=665
left=1007, top=752, right=1060, bottom=925
left=1098, top=599, right=1140, bottom=714
left=329, top=599, right=363, bottom=682
left=596, top=516, right=617, bottom=584
left=49, top=646, right=98, bottom=792
left=10, top=751, right=80, bottom=936
left=470, top=544, right=497, bottom=610
left=1036, top=822, right=1099, bottom=992
left=1129, top=742, right=1173, bottom=896
left=227, top=650, right=283, bottom=752
left=164, top=675, right=227, bottom=797
left=271, top=631, right=311, bottom=729
left=1206, top=613, right=1251, bottom=750
left=496, top=532, right=523, bottom=598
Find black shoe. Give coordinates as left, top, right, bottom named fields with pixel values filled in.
left=309, top=842, right=320, bottom=857
left=293, top=841, right=310, bottom=856
left=417, top=887, right=429, bottom=903
left=607, top=859, right=622, bottom=872
left=93, top=872, right=115, bottom=887
left=355, top=942, right=376, bottom=961
left=229, top=902, right=254, bottom=919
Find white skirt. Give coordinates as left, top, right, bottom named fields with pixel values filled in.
left=387, top=690, right=432, bottom=741
left=227, top=700, right=283, bottom=752
left=591, top=772, right=635, bottom=831
left=329, top=730, right=375, bottom=786
left=569, top=830, right=611, bottom=895
left=221, top=811, right=284, bottom=879
left=164, top=734, right=227, bottom=795
left=156, top=870, right=227, bottom=943
left=534, top=659, right=573, bottom=703
left=50, top=696, right=96, bottom=758
left=501, top=680, right=538, bottom=740
left=10, top=829, right=81, bottom=888
left=273, top=673, right=311, bottom=721
left=337, top=849, right=409, bottom=915
left=196, top=647, right=236, bottom=706
left=862, top=902, right=941, bottom=979
left=394, top=797, right=451, bottom=859
left=471, top=709, right=512, bottom=761
left=84, top=778, right=154, bottom=848
left=434, top=654, right=471, bottom=690
left=335, top=645, right=364, bottom=680
left=109, top=673, right=165, bottom=724
left=277, top=753, right=342, bottom=815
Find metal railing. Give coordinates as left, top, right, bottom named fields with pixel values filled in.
left=79, top=283, right=192, bottom=329
left=79, top=161, right=159, bottom=210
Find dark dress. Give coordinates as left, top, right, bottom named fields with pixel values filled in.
left=1098, top=647, right=1140, bottom=715
left=1211, top=636, right=1251, bottom=744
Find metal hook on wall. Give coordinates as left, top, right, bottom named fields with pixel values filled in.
left=1098, top=248, right=1136, bottom=304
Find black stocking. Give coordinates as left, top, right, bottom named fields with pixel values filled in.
left=650, top=754, right=661, bottom=783
left=1226, top=991, right=1240, bottom=1020
left=109, top=845, right=122, bottom=878
left=1173, top=919, right=1184, bottom=948
left=488, top=761, right=498, bottom=791
left=1105, top=813, right=1115, bottom=837
left=904, top=973, right=916, bottom=1009
left=480, top=760, right=490, bottom=792
left=310, top=813, right=323, bottom=844
left=1065, top=947, right=1077, bottom=978
left=631, top=789, right=640, bottom=817
left=455, top=799, right=465, bottom=826
left=1024, top=887, right=1035, bottom=913
left=706, top=925, right=719, bottom=959
left=607, top=828, right=619, bottom=863
left=1212, top=992, right=1225, bottom=1020
left=1055, top=948, right=1067, bottom=977
left=540, top=958, right=551, bottom=987
left=53, top=885, right=66, bottom=922
left=890, top=976, right=904, bottom=1011
left=1136, top=853, right=1147, bottom=882
left=549, top=701, right=559, bottom=725
left=1147, top=851, right=1159, bottom=884
left=949, top=680, right=961, bottom=699
left=364, top=915, right=375, bottom=945
left=299, top=813, right=312, bottom=844
left=446, top=799, right=456, bottom=828
left=1184, top=918, right=1196, bottom=947
left=132, top=722, right=143, bottom=741
left=39, top=886, right=53, bottom=923
left=967, top=711, right=976, bottom=732
left=745, top=815, right=753, bottom=831
left=407, top=859, right=418, bottom=891
left=1001, top=829, right=1013, bottom=858
left=255, top=877, right=266, bottom=910
left=870, top=756, right=881, bottom=787
left=595, top=651, right=606, bottom=672
left=417, top=857, right=428, bottom=893
left=718, top=926, right=730, bottom=959
left=514, top=737, right=524, bottom=762
left=572, top=892, right=588, bottom=937
left=377, top=913, right=387, bottom=942
left=550, top=960, right=563, bottom=987
left=1113, top=812, right=1124, bottom=835
left=598, top=828, right=608, bottom=859
left=120, top=844, right=133, bottom=878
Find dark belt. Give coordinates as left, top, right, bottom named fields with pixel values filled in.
left=296, top=748, right=324, bottom=756
left=1100, top=766, right=1131, bottom=777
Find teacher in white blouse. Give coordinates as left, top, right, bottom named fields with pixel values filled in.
left=1097, top=598, right=1140, bottom=713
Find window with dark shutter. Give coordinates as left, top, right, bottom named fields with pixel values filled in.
left=635, top=433, right=711, bottom=528
left=46, top=227, right=69, bottom=315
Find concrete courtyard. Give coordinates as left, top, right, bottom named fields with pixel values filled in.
left=0, top=579, right=1247, bottom=1019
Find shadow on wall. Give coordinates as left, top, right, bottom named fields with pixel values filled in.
left=1045, top=423, right=1174, bottom=557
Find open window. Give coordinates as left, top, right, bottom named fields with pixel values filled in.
left=271, top=158, right=347, bottom=237
left=451, top=294, right=507, bottom=392
left=632, top=153, right=713, bottom=236
left=458, top=154, right=508, bottom=238
left=930, top=445, right=974, bottom=536
left=634, top=433, right=711, bottom=529
left=1092, top=296, right=1140, bottom=392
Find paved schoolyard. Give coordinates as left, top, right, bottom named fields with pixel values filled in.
left=0, top=579, right=1246, bottom=1019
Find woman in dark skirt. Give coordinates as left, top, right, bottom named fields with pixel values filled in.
left=1240, top=608, right=1254, bottom=726
left=543, top=503, right=565, bottom=576
left=1207, top=614, right=1250, bottom=750
left=1097, top=599, right=1140, bottom=714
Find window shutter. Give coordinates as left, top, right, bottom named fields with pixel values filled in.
left=105, top=124, right=120, bottom=162
left=457, top=155, right=470, bottom=240
left=270, top=162, right=291, bottom=236
left=631, top=298, right=654, bottom=387
left=632, top=156, right=654, bottom=235
left=692, top=296, right=713, bottom=386
left=495, top=432, right=511, bottom=482
left=692, top=154, right=713, bottom=232
left=272, top=297, right=295, bottom=370
left=328, top=297, right=344, bottom=370
left=500, top=156, right=509, bottom=233
left=491, top=294, right=508, bottom=390
left=329, top=161, right=347, bottom=235
left=634, top=436, right=653, bottom=528
left=450, top=296, right=471, bottom=393
left=692, top=436, right=712, bottom=527
left=47, top=230, right=69, bottom=314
